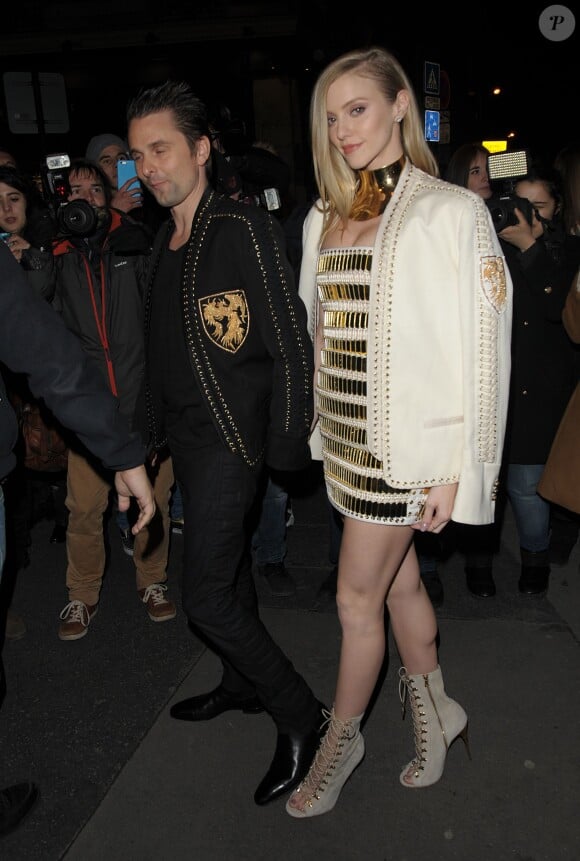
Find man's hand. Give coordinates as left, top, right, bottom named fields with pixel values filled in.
left=111, top=181, right=143, bottom=214
left=115, top=465, right=156, bottom=534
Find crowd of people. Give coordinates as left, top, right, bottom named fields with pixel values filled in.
left=0, top=42, right=579, bottom=836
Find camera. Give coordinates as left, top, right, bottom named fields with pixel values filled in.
left=486, top=150, right=535, bottom=231
left=244, top=188, right=282, bottom=211
left=40, top=153, right=99, bottom=238
left=212, top=138, right=288, bottom=214
left=486, top=194, right=535, bottom=231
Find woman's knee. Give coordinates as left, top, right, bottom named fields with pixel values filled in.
left=336, top=584, right=384, bottom=630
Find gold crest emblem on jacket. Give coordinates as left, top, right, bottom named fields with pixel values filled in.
left=199, top=290, right=249, bottom=353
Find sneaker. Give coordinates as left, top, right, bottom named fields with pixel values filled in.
left=58, top=600, right=98, bottom=641
left=119, top=527, right=135, bottom=557
left=139, top=583, right=176, bottom=622
left=171, top=517, right=184, bottom=534
left=257, top=562, right=296, bottom=597
left=5, top=610, right=26, bottom=640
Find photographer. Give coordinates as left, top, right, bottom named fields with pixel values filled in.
left=48, top=158, right=176, bottom=641
left=441, top=145, right=580, bottom=599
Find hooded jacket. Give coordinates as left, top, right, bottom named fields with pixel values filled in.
left=51, top=209, right=152, bottom=432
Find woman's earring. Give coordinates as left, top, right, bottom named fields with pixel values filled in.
left=395, top=116, right=402, bottom=123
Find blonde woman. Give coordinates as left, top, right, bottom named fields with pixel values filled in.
left=287, top=46, right=513, bottom=818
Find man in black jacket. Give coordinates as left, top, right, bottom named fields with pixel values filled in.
left=127, top=80, right=324, bottom=806
left=0, top=241, right=155, bottom=836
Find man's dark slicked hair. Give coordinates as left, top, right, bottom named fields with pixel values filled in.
left=126, top=80, right=210, bottom=149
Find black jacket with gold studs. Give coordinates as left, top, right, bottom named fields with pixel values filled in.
left=143, top=187, right=313, bottom=472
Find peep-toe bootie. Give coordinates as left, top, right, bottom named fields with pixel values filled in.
left=398, top=665, right=470, bottom=788
left=286, top=708, right=364, bottom=818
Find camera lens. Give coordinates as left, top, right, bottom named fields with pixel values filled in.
left=489, top=204, right=507, bottom=231
left=486, top=197, right=517, bottom=232
left=58, top=200, right=98, bottom=236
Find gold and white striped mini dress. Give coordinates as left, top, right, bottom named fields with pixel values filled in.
left=316, top=247, right=426, bottom=525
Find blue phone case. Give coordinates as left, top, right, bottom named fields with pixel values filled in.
left=117, top=159, right=141, bottom=194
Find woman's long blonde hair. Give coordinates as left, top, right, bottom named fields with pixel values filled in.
left=310, top=46, right=439, bottom=235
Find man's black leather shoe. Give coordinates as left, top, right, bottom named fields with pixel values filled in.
left=170, top=685, right=264, bottom=722
left=254, top=703, right=327, bottom=805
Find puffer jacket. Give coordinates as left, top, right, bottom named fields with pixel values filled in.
left=51, top=209, right=152, bottom=429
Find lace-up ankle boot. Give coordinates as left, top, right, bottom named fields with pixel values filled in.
left=286, top=708, right=364, bottom=818
left=398, top=665, right=470, bottom=788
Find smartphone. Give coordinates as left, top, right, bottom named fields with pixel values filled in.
left=117, top=158, right=141, bottom=196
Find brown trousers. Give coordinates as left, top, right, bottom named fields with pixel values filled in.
left=65, top=448, right=174, bottom=605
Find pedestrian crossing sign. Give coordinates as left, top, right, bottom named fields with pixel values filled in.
left=424, top=61, right=440, bottom=96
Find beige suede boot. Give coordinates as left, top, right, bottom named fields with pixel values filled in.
left=399, top=665, right=470, bottom=788
left=286, top=708, right=365, bottom=818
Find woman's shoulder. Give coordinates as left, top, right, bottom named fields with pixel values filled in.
left=411, top=165, right=482, bottom=204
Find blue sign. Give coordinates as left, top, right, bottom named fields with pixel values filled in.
left=425, top=110, right=440, bottom=142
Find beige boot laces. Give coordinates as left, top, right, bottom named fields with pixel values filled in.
left=399, top=667, right=449, bottom=780
left=292, top=709, right=357, bottom=811
left=399, top=668, right=429, bottom=777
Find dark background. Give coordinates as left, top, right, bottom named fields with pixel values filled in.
left=0, top=1, right=577, bottom=199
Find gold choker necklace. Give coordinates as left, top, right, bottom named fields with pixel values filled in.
left=349, top=155, right=405, bottom=221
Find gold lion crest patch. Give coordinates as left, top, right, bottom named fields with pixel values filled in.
left=481, top=256, right=507, bottom=313
left=199, top=290, right=249, bottom=353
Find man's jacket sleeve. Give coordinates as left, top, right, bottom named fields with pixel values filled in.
left=0, top=242, right=145, bottom=471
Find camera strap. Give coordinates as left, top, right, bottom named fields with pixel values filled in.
left=81, top=256, right=118, bottom=397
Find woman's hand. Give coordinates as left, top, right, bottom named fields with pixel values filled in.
left=498, top=207, right=540, bottom=251
left=411, top=483, right=458, bottom=534
left=6, top=234, right=31, bottom=263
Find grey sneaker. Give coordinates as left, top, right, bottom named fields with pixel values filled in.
left=257, top=562, right=296, bottom=597
left=119, top=527, right=135, bottom=557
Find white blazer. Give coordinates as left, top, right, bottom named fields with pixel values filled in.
left=298, top=160, right=513, bottom=525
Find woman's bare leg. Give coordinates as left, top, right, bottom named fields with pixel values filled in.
left=333, top=517, right=438, bottom=720
left=287, top=516, right=441, bottom=815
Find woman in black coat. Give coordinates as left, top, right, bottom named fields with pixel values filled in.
left=441, top=149, right=580, bottom=597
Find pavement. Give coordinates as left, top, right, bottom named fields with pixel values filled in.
left=1, top=461, right=579, bottom=861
